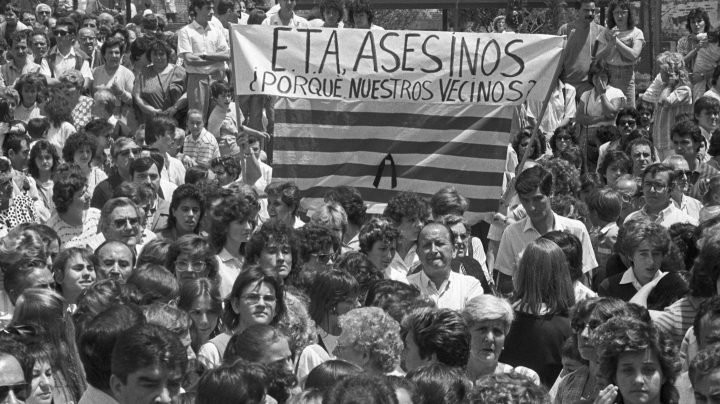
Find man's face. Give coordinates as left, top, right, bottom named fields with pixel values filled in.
left=673, top=134, right=700, bottom=160
left=9, top=38, right=28, bottom=64
left=669, top=158, right=691, bottom=195
left=8, top=139, right=29, bottom=171
left=642, top=171, right=671, bottom=212
left=96, top=243, right=134, bottom=280
left=30, top=34, right=48, bottom=59
left=35, top=7, right=50, bottom=23
left=82, top=18, right=97, bottom=30
left=78, top=28, right=97, bottom=54
left=418, top=225, right=455, bottom=277
left=518, top=187, right=552, bottom=224
left=22, top=12, right=35, bottom=25
left=114, top=142, right=139, bottom=175
left=133, top=165, right=160, bottom=193
left=53, top=25, right=75, bottom=49
left=187, top=113, right=203, bottom=136
left=697, top=109, right=719, bottom=132
left=194, top=4, right=211, bottom=21
left=0, top=354, right=28, bottom=403
left=631, top=145, right=652, bottom=175
left=5, top=9, right=17, bottom=25
left=279, top=0, right=296, bottom=13
left=104, top=206, right=141, bottom=247
left=630, top=240, right=663, bottom=285
left=402, top=331, right=431, bottom=372
left=111, top=365, right=183, bottom=404
left=152, top=131, right=174, bottom=156
left=353, top=11, right=369, bottom=28
left=578, top=2, right=596, bottom=23
left=692, top=368, right=720, bottom=404
left=617, top=114, right=637, bottom=137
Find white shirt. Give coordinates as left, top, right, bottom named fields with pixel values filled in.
left=384, top=245, right=419, bottom=284
left=624, top=203, right=698, bottom=228
left=216, top=248, right=243, bottom=298
left=162, top=152, right=186, bottom=186
left=262, top=12, right=309, bottom=28
left=495, top=212, right=598, bottom=277
left=673, top=194, right=703, bottom=223
left=177, top=20, right=229, bottom=75
left=407, top=270, right=483, bottom=310
left=40, top=47, right=93, bottom=79
left=619, top=267, right=664, bottom=291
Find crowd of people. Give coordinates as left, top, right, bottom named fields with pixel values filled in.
left=2, top=0, right=720, bottom=402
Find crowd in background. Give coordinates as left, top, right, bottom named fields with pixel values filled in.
left=3, top=0, right=720, bottom=403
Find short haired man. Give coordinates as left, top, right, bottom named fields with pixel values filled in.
left=2, top=132, right=42, bottom=214
left=0, top=334, right=33, bottom=404
left=89, top=197, right=154, bottom=253
left=624, top=163, right=698, bottom=227
left=557, top=0, right=608, bottom=96
left=401, top=307, right=470, bottom=372
left=495, top=165, right=597, bottom=294
left=77, top=304, right=145, bottom=404
left=406, top=222, right=483, bottom=310
left=177, top=0, right=230, bottom=121
left=144, top=115, right=185, bottom=186
left=0, top=31, right=41, bottom=88
left=39, top=17, right=92, bottom=89
left=664, top=155, right=703, bottom=222
left=94, top=240, right=136, bottom=280
left=110, top=324, right=188, bottom=404
left=76, top=27, right=102, bottom=69
left=670, top=120, right=719, bottom=200
left=35, top=3, right=51, bottom=25
left=262, top=0, right=309, bottom=27
left=92, top=138, right=140, bottom=209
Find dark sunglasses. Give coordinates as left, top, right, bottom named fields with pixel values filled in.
left=113, top=217, right=140, bottom=229
left=618, top=119, right=636, bottom=127
left=53, top=30, right=70, bottom=36
left=312, top=252, right=338, bottom=264
left=571, top=319, right=602, bottom=334
left=0, top=383, right=29, bottom=402
left=675, top=169, right=692, bottom=178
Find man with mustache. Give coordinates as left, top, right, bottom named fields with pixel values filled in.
left=406, top=222, right=483, bottom=310
left=557, top=0, right=608, bottom=97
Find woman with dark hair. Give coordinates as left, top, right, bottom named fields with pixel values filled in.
left=603, top=0, right=644, bottom=107
left=43, top=94, right=75, bottom=154
left=210, top=192, right=253, bottom=297
left=51, top=247, right=97, bottom=307
left=13, top=72, right=45, bottom=123
left=133, top=39, right=187, bottom=123
left=156, top=183, right=204, bottom=241
left=198, top=265, right=286, bottom=369
left=196, top=358, right=268, bottom=404
left=126, top=263, right=180, bottom=305
left=46, top=163, right=101, bottom=248
left=62, top=131, right=106, bottom=197
left=178, top=277, right=222, bottom=353
left=19, top=337, right=55, bottom=404
left=549, top=125, right=578, bottom=156
left=406, top=363, right=471, bottom=404
left=266, top=181, right=303, bottom=228
left=506, top=128, right=546, bottom=176
left=677, top=7, right=711, bottom=71
left=598, top=150, right=632, bottom=186
left=576, top=61, right=626, bottom=170
left=347, top=0, right=382, bottom=29
left=498, top=238, right=574, bottom=387
left=593, top=317, right=680, bottom=404
left=382, top=192, right=428, bottom=281
left=305, top=360, right=364, bottom=392
left=165, top=234, right=219, bottom=285
left=92, top=36, right=136, bottom=125
left=542, top=231, right=597, bottom=303
left=296, top=269, right=361, bottom=384
left=28, top=140, right=59, bottom=220
left=244, top=219, right=298, bottom=283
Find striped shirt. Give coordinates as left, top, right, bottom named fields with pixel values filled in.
left=650, top=296, right=702, bottom=347
left=46, top=208, right=102, bottom=248
left=688, top=161, right=719, bottom=201
left=183, top=128, right=220, bottom=168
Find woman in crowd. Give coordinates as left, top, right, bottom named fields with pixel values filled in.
left=677, top=8, right=711, bottom=71
left=333, top=307, right=403, bottom=376
left=382, top=192, right=428, bottom=281
left=51, top=247, right=97, bottom=308
left=210, top=192, right=253, bottom=297
left=157, top=183, right=204, bottom=241
left=462, top=294, right=540, bottom=383
left=549, top=126, right=579, bottom=157
left=178, top=277, right=223, bottom=354
left=44, top=95, right=75, bottom=154
left=20, top=338, right=55, bottom=404
left=245, top=219, right=298, bottom=283
left=10, top=289, right=86, bottom=403
left=499, top=238, right=574, bottom=387
left=165, top=234, right=219, bottom=285
left=0, top=155, right=38, bottom=231
left=297, top=269, right=361, bottom=384
left=133, top=39, right=187, bottom=123
left=266, top=181, right=304, bottom=229
left=13, top=72, right=45, bottom=124
left=310, top=201, right=347, bottom=250
left=604, top=0, right=645, bottom=107
left=358, top=217, right=399, bottom=281
left=47, top=164, right=101, bottom=248
left=305, top=360, right=364, bottom=392
left=92, top=36, right=135, bottom=123
left=593, top=317, right=680, bottom=404
left=598, top=150, right=632, bottom=186
left=198, top=265, right=286, bottom=369
left=29, top=140, right=59, bottom=221
left=505, top=128, right=546, bottom=178
left=62, top=132, right=107, bottom=198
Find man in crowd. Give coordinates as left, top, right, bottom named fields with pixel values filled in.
left=92, top=138, right=140, bottom=209
left=664, top=155, right=703, bottom=222
left=0, top=335, right=32, bottom=404
left=0, top=31, right=41, bottom=88
left=77, top=26, right=102, bottom=69
left=88, top=197, right=149, bottom=252
left=670, top=120, right=718, bottom=200
left=625, top=163, right=698, bottom=227
left=144, top=116, right=185, bottom=187
left=400, top=307, right=470, bottom=372
left=94, top=240, right=136, bottom=280
left=40, top=17, right=92, bottom=89
left=406, top=222, right=483, bottom=310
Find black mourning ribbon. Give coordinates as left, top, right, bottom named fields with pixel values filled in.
left=373, top=153, right=398, bottom=189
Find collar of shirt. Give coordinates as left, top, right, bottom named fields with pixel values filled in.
left=640, top=203, right=674, bottom=222
left=218, top=247, right=242, bottom=264
left=56, top=46, right=77, bottom=59
left=190, top=19, right=213, bottom=32
left=619, top=267, right=664, bottom=291
left=522, top=212, right=563, bottom=234
left=419, top=269, right=452, bottom=296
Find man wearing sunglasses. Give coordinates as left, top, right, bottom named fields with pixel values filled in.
left=89, top=197, right=154, bottom=254
left=91, top=138, right=140, bottom=209
left=671, top=119, right=718, bottom=200
left=664, top=154, right=703, bottom=223
left=40, top=17, right=92, bottom=90
left=0, top=335, right=32, bottom=404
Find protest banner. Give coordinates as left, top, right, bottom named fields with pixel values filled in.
left=230, top=25, right=565, bottom=223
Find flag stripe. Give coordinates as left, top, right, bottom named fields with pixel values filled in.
left=273, top=151, right=507, bottom=171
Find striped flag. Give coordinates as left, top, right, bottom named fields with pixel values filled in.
left=272, top=98, right=513, bottom=224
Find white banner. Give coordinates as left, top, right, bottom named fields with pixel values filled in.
left=230, top=25, right=565, bottom=105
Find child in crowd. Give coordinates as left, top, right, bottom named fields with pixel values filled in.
left=183, top=109, right=220, bottom=169
left=207, top=81, right=242, bottom=138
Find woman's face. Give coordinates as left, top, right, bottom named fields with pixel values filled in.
left=35, top=150, right=54, bottom=174
left=68, top=185, right=91, bottom=214
left=227, top=218, right=254, bottom=246
left=397, top=216, right=423, bottom=242
left=613, top=7, right=629, bottom=26
left=691, top=18, right=706, bottom=34
left=188, top=295, right=219, bottom=343
left=468, top=319, right=507, bottom=372
left=21, top=85, right=38, bottom=107
left=151, top=49, right=168, bottom=67
left=173, top=198, right=201, bottom=234
left=27, top=359, right=54, bottom=404
left=232, top=280, right=277, bottom=329
left=517, top=136, right=531, bottom=159
left=174, top=253, right=210, bottom=283
left=575, top=315, right=599, bottom=361
left=554, top=134, right=572, bottom=153
left=366, top=240, right=396, bottom=271
left=258, top=239, right=292, bottom=278
left=593, top=73, right=609, bottom=90
left=104, top=45, right=122, bottom=68
left=267, top=196, right=293, bottom=225
left=59, top=253, right=96, bottom=301
left=615, top=349, right=664, bottom=404
left=323, top=7, right=341, bottom=26
left=73, top=146, right=92, bottom=167
left=605, top=161, right=628, bottom=185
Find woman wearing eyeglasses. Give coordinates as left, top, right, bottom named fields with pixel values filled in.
left=166, top=234, right=219, bottom=286
left=198, top=265, right=286, bottom=370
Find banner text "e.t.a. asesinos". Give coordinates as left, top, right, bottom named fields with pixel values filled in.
left=230, top=25, right=564, bottom=106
